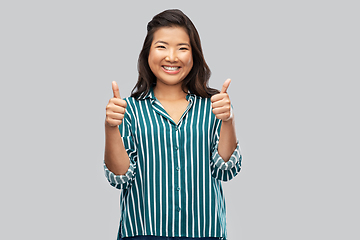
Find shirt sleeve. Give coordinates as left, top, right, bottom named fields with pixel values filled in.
left=210, top=119, right=242, bottom=181
left=104, top=99, right=137, bottom=189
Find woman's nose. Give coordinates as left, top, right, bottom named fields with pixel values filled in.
left=165, top=50, right=178, bottom=62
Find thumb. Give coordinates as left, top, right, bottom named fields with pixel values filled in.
left=220, top=79, right=231, bottom=93
left=112, top=81, right=121, bottom=99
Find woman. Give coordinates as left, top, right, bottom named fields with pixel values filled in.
left=104, top=9, right=242, bottom=240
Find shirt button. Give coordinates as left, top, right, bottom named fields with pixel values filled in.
left=176, top=167, right=180, bottom=171
left=175, top=146, right=178, bottom=150
left=176, top=207, right=181, bottom=212
left=176, top=187, right=181, bottom=191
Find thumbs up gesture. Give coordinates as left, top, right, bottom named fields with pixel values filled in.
left=211, top=79, right=233, bottom=122
left=105, top=81, right=127, bottom=127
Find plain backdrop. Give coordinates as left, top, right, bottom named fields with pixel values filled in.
left=1, top=0, right=359, bottom=239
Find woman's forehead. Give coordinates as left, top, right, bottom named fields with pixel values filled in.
left=152, top=27, right=190, bottom=44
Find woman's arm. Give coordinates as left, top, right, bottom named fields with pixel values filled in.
left=211, top=79, right=238, bottom=162
left=104, top=124, right=130, bottom=175
left=104, top=81, right=130, bottom=175
left=218, top=117, right=237, bottom=162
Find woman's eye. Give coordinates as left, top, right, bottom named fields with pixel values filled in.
left=179, top=47, right=189, bottom=50
left=156, top=46, right=166, bottom=49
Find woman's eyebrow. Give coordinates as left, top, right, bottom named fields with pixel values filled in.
left=154, top=40, right=168, bottom=45
left=154, top=41, right=190, bottom=47
left=178, top=43, right=190, bottom=47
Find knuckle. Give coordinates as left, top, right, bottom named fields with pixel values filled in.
left=106, top=105, right=113, bottom=112
left=106, top=107, right=113, bottom=114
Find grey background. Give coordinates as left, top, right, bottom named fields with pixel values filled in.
left=1, top=0, right=359, bottom=239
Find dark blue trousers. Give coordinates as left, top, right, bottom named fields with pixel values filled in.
left=121, top=236, right=221, bottom=240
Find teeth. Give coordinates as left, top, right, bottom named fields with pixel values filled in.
left=163, top=66, right=179, bottom=71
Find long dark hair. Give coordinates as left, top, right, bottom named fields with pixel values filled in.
left=131, top=9, right=219, bottom=99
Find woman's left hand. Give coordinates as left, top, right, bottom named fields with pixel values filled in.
left=211, top=79, right=233, bottom=122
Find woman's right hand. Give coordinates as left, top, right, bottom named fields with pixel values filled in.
left=105, top=81, right=127, bottom=127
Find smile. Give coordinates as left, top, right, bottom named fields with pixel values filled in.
left=163, top=66, right=180, bottom=71
left=162, top=66, right=181, bottom=74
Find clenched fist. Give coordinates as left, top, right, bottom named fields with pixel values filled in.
left=105, top=81, right=127, bottom=127
left=211, top=79, right=233, bottom=122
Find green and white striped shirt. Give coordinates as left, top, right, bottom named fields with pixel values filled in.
left=104, top=88, right=242, bottom=239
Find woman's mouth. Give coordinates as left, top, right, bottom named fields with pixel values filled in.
left=162, top=66, right=181, bottom=74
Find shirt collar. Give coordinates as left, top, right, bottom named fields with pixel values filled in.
left=136, top=87, right=155, bottom=101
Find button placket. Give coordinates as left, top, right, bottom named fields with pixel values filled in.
left=174, top=124, right=182, bottom=216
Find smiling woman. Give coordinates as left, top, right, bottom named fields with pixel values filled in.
left=104, top=9, right=242, bottom=240
left=132, top=9, right=219, bottom=99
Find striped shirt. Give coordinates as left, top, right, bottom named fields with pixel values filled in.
left=104, top=88, right=242, bottom=240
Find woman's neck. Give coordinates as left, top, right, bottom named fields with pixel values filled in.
left=153, top=82, right=188, bottom=101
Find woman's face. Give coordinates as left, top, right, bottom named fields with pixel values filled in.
left=148, top=26, right=193, bottom=87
